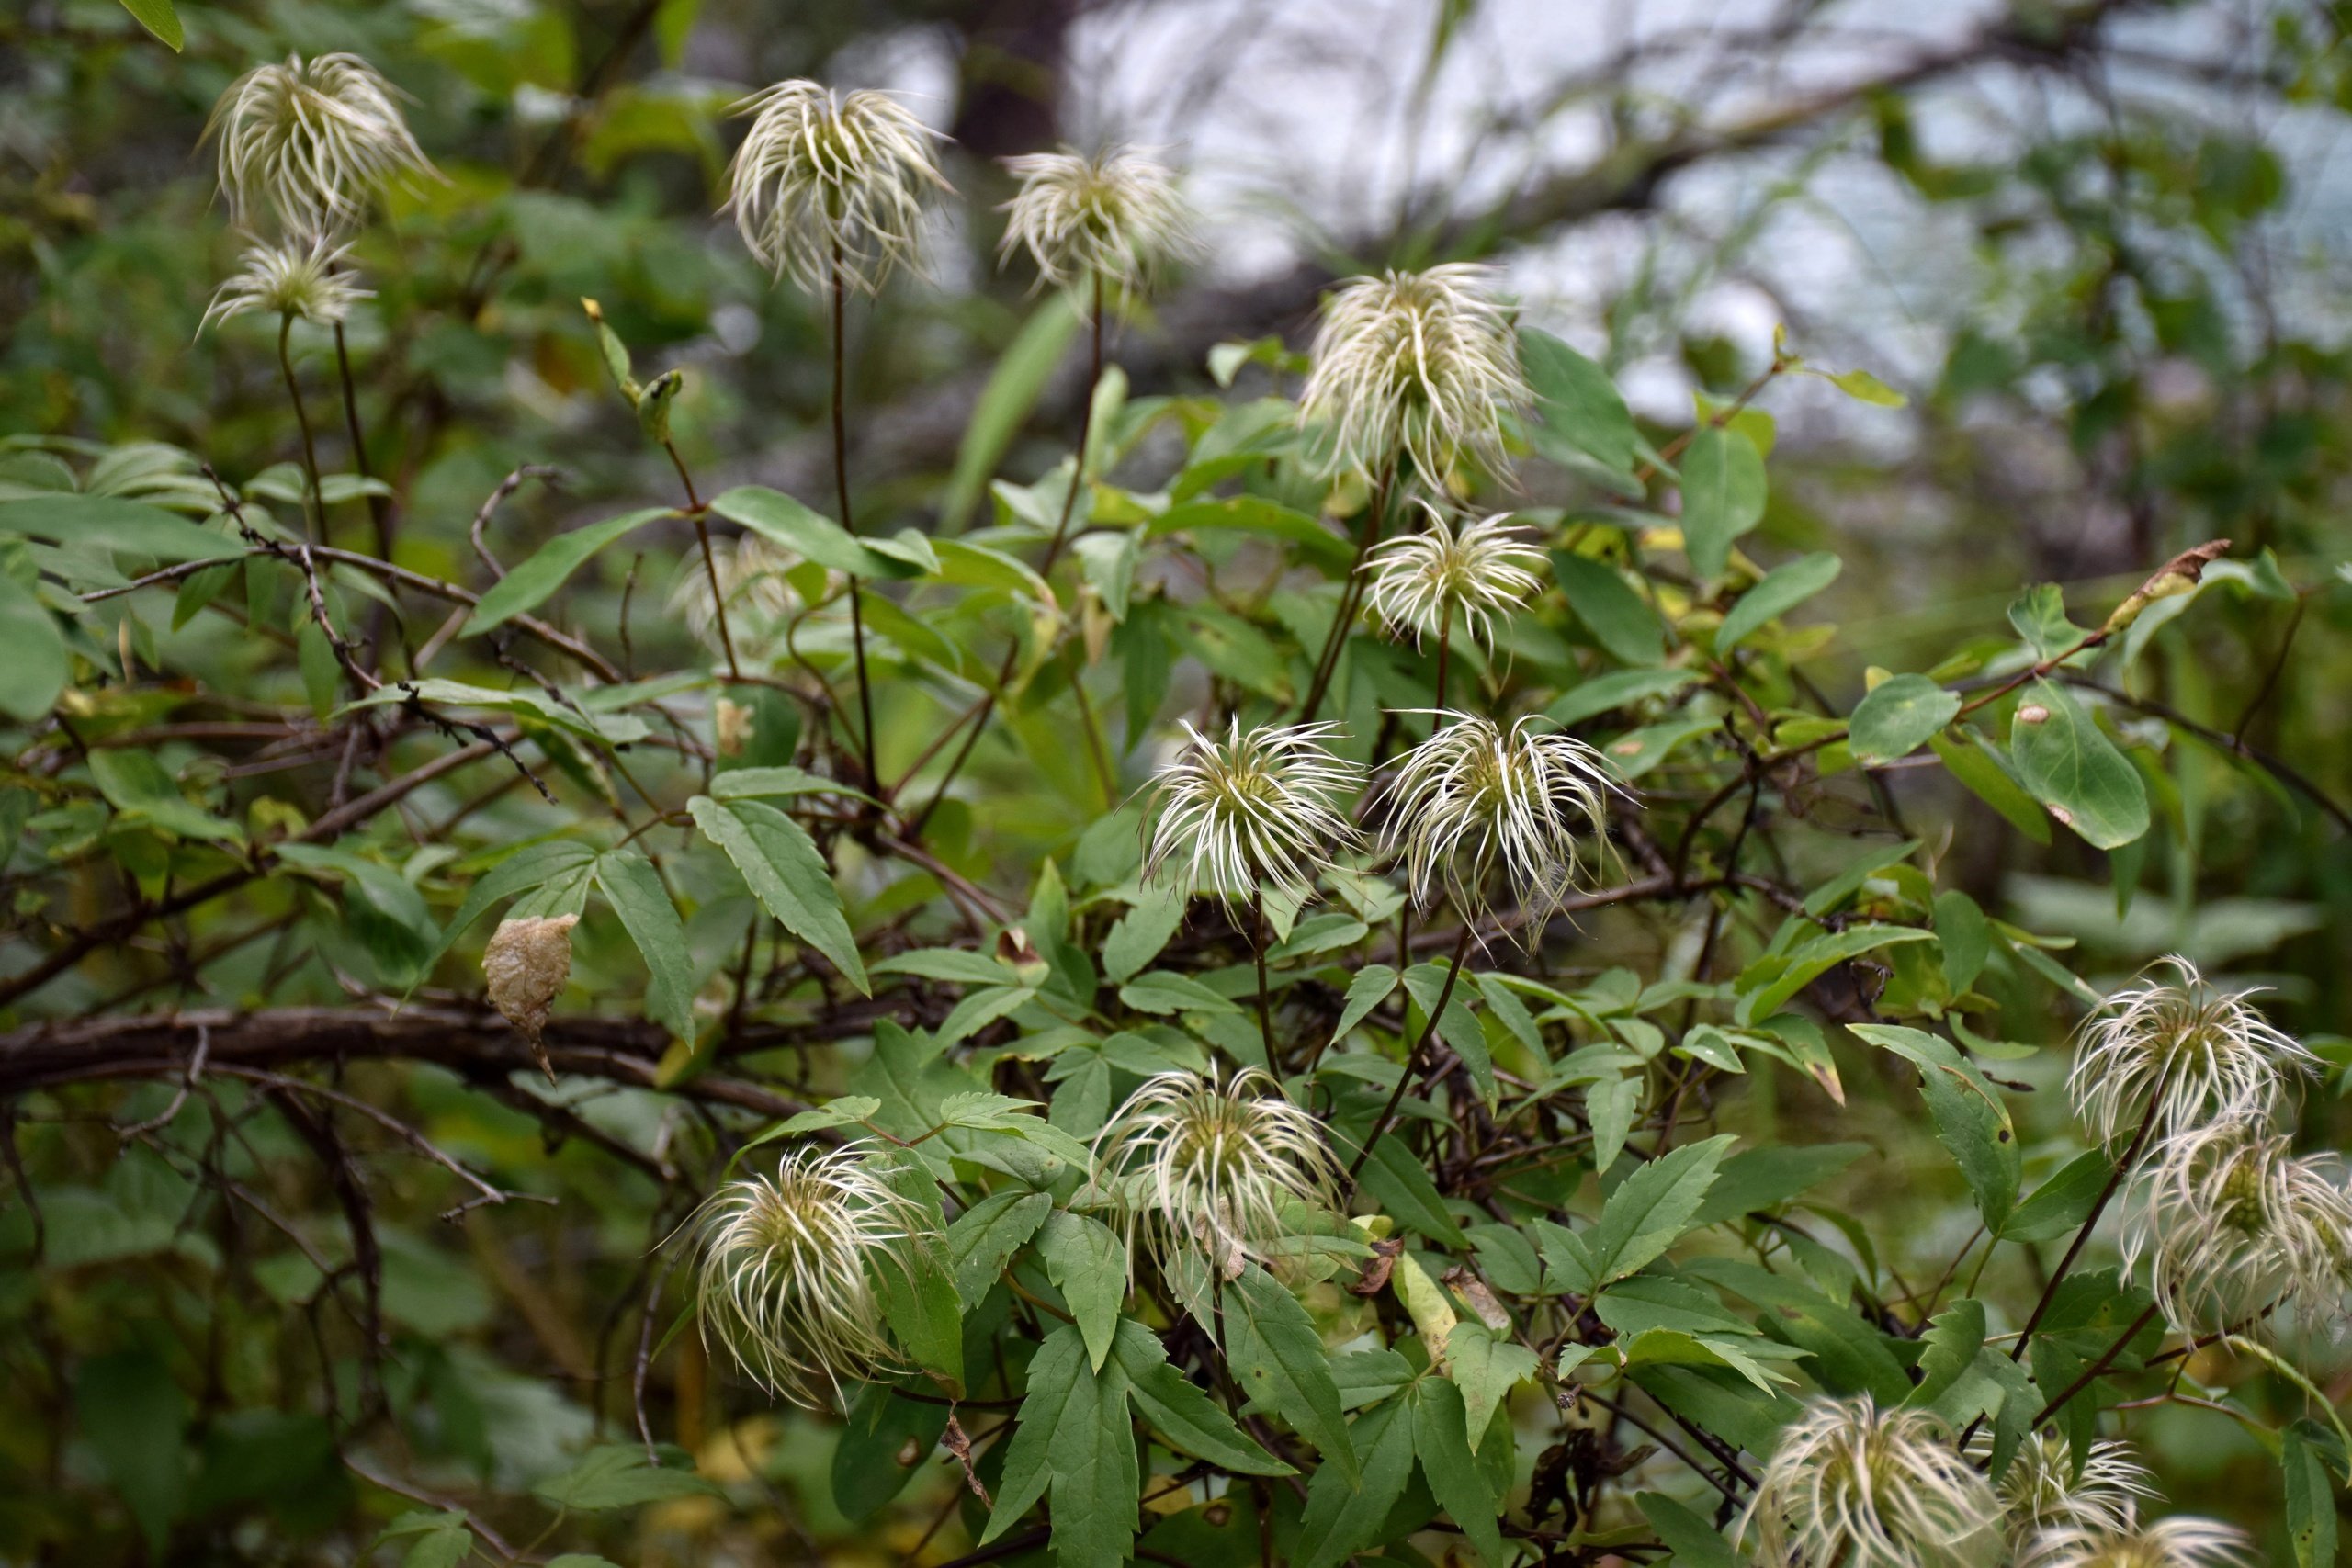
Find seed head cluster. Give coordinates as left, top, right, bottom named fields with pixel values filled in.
left=727, top=81, right=950, bottom=296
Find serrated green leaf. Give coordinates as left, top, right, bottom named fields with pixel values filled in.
left=1295, top=1399, right=1415, bottom=1568
left=945, top=1190, right=1053, bottom=1308
left=1412, top=1377, right=1505, bottom=1565
left=1112, top=1319, right=1290, bottom=1475
left=1582, top=1134, right=1734, bottom=1286
left=1224, top=1263, right=1358, bottom=1483
left=1039, top=1210, right=1125, bottom=1371
left=687, top=795, right=868, bottom=994
left=592, top=850, right=696, bottom=1048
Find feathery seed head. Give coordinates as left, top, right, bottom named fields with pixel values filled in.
left=1297, top=263, right=1529, bottom=481
left=1972, top=1432, right=2153, bottom=1542
left=694, top=1144, right=937, bottom=1407
left=1743, top=1395, right=2002, bottom=1568
left=2120, top=1116, right=2352, bottom=1336
left=1383, top=714, right=1618, bottom=926
left=2067, top=956, right=2314, bottom=1148
left=2018, top=1518, right=2255, bottom=1568
left=999, top=144, right=1196, bottom=302
left=206, top=53, right=435, bottom=231
left=668, top=535, right=801, bottom=657
left=1362, top=506, right=1546, bottom=649
left=201, top=235, right=372, bottom=332
left=1141, top=719, right=1363, bottom=905
left=1092, top=1067, right=1344, bottom=1284
left=727, top=81, right=950, bottom=296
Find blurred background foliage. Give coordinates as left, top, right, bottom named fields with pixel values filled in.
left=6, top=0, right=2352, bottom=1561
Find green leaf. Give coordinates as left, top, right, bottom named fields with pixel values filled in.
left=946, top=1190, right=1053, bottom=1309
left=1687, top=1259, right=1909, bottom=1403
left=0, top=571, right=66, bottom=720
left=1905, top=1297, right=1987, bottom=1409
left=1689, top=1143, right=1870, bottom=1228
left=982, top=1324, right=1138, bottom=1568
left=1329, top=964, right=1398, bottom=1044
left=341, top=679, right=649, bottom=746
left=2000, top=1149, right=2112, bottom=1244
left=1587, top=1074, right=1640, bottom=1172
left=710, top=765, right=875, bottom=805
left=1223, top=1263, right=1358, bottom=1483
left=1552, top=550, right=1665, bottom=665
left=591, top=850, right=697, bottom=1047
left=2007, top=680, right=2150, bottom=849
left=430, top=840, right=599, bottom=964
left=1411, top=1377, right=1505, bottom=1566
left=869, top=1156, right=964, bottom=1390
left=1102, top=886, right=1187, bottom=984
left=1929, top=728, right=2052, bottom=844
left=1039, top=1211, right=1125, bottom=1371
left=1146, top=496, right=1351, bottom=566
left=1295, top=1400, right=1416, bottom=1568
left=117, top=0, right=184, bottom=47
left=686, top=795, right=868, bottom=994
left=275, top=844, right=438, bottom=989
left=2283, top=1424, right=2341, bottom=1568
left=709, top=486, right=927, bottom=580
left=1678, top=425, right=1767, bottom=581
left=1442, top=1321, right=1540, bottom=1439
left=1580, top=1134, right=1732, bottom=1288
left=1636, top=1492, right=1736, bottom=1568
left=402, top=1529, right=475, bottom=1568
left=1522, top=330, right=1639, bottom=477
left=1355, top=1134, right=1468, bottom=1247
left=1849, top=674, right=1962, bottom=765
left=2007, top=584, right=2086, bottom=660
left=1113, top=1320, right=1291, bottom=1475
left=0, top=494, right=232, bottom=562
left=1825, top=367, right=1908, bottom=407
left=1544, top=666, right=1698, bottom=728
left=1713, top=551, right=1840, bottom=651
left=1733, top=924, right=1935, bottom=1024
left=1935, top=888, right=1990, bottom=995
left=1401, top=961, right=1494, bottom=1105
left=1119, top=970, right=1239, bottom=1016
left=88, top=748, right=243, bottom=842
left=531, top=1445, right=720, bottom=1510
left=464, top=509, right=670, bottom=634
left=942, top=295, right=1082, bottom=531
left=831, top=1382, right=951, bottom=1520
left=74, top=1349, right=187, bottom=1556
left=1849, top=1023, right=2018, bottom=1229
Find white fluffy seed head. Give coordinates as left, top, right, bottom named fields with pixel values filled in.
left=201, top=235, right=373, bottom=332
left=2120, top=1116, right=2352, bottom=1337
left=1142, top=719, right=1363, bottom=906
left=1970, top=1432, right=2154, bottom=1543
left=1383, top=714, right=1619, bottom=927
left=998, top=144, right=1196, bottom=302
left=727, top=81, right=950, bottom=296
left=1743, top=1395, right=2003, bottom=1568
left=2017, top=1517, right=2256, bottom=1568
left=1091, top=1067, right=1345, bottom=1285
left=694, top=1144, right=936, bottom=1408
left=1297, top=263, right=1529, bottom=481
left=1362, top=507, right=1545, bottom=650
left=667, top=534, right=801, bottom=658
left=2066, top=955, right=2314, bottom=1148
left=205, top=53, right=436, bottom=232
